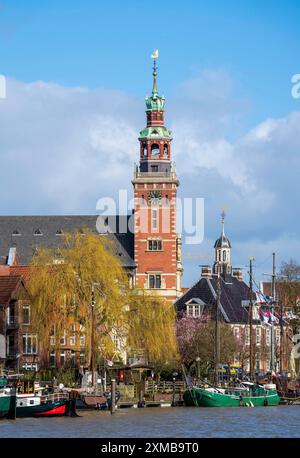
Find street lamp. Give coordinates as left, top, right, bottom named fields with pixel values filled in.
left=172, top=371, right=178, bottom=407
left=151, top=370, right=155, bottom=401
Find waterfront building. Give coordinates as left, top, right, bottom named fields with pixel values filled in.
left=175, top=213, right=292, bottom=373
left=0, top=59, right=181, bottom=371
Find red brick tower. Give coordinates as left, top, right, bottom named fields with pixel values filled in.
left=132, top=56, right=183, bottom=299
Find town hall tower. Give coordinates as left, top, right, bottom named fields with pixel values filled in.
left=132, top=56, right=183, bottom=299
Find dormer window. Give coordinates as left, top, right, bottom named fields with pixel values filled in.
left=12, top=230, right=21, bottom=236
left=34, top=229, right=43, bottom=236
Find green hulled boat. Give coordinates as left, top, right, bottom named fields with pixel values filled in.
left=0, top=377, right=16, bottom=419
left=183, top=382, right=280, bottom=407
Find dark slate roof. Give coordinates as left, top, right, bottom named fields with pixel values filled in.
left=214, top=234, right=231, bottom=249
left=175, top=275, right=255, bottom=324
left=0, top=215, right=135, bottom=269
left=0, top=275, right=23, bottom=306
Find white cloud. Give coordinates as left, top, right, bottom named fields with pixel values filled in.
left=0, top=73, right=299, bottom=283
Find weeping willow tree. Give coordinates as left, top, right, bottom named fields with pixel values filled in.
left=127, top=291, right=179, bottom=365
left=28, top=230, right=178, bottom=369
left=28, top=231, right=129, bottom=365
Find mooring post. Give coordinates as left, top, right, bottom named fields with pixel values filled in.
left=111, top=379, right=116, bottom=414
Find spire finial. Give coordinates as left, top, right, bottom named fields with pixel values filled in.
left=221, top=209, right=226, bottom=236
left=151, top=49, right=159, bottom=95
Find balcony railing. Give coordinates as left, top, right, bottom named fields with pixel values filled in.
left=134, top=171, right=177, bottom=179
left=133, top=162, right=177, bottom=180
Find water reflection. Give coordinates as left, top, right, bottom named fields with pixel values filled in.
left=0, top=407, right=299, bottom=438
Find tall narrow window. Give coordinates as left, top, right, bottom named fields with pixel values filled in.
left=60, top=332, right=66, bottom=346
left=60, top=352, right=65, bottom=367
left=50, top=352, right=56, bottom=368
left=148, top=274, right=162, bottom=289
left=276, top=327, right=281, bottom=345
left=23, top=334, right=37, bottom=354
left=70, top=350, right=76, bottom=368
left=245, top=326, right=250, bottom=346
left=22, top=305, right=30, bottom=325
left=256, top=327, right=261, bottom=345
left=266, top=328, right=271, bottom=346
left=152, top=208, right=158, bottom=231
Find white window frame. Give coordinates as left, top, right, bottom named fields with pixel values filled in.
left=152, top=208, right=158, bottom=231
left=266, top=328, right=271, bottom=346
left=244, top=326, right=250, bottom=346
left=276, top=327, right=281, bottom=345
left=80, top=335, right=85, bottom=347
left=23, top=333, right=38, bottom=355
left=233, top=327, right=240, bottom=340
left=256, top=327, right=261, bottom=345
left=60, top=332, right=66, bottom=346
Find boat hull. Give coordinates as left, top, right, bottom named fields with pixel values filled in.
left=16, top=400, right=68, bottom=417
left=0, top=394, right=16, bottom=419
left=184, top=387, right=280, bottom=407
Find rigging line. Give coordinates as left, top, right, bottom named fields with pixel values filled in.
left=253, top=253, right=273, bottom=269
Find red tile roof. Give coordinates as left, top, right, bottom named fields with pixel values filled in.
left=0, top=275, right=23, bottom=305
left=9, top=265, right=31, bottom=281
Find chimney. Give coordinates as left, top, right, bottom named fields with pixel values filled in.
left=201, top=265, right=212, bottom=279
left=232, top=268, right=243, bottom=281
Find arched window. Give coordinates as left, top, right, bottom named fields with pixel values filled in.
left=143, top=143, right=147, bottom=156
left=163, top=144, right=168, bottom=158
left=151, top=143, right=160, bottom=157
left=218, top=250, right=221, bottom=261
left=223, top=250, right=226, bottom=262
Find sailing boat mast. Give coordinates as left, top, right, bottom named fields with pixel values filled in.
left=214, top=266, right=221, bottom=386
left=271, top=252, right=276, bottom=373
left=249, top=257, right=255, bottom=381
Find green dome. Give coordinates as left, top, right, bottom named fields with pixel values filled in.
left=139, top=125, right=171, bottom=140
left=145, top=93, right=165, bottom=111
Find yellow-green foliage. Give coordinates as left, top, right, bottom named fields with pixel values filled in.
left=127, top=291, right=179, bottom=364
left=28, top=231, right=178, bottom=366
left=28, top=231, right=128, bottom=358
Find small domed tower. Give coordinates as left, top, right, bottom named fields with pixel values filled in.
left=213, top=211, right=232, bottom=275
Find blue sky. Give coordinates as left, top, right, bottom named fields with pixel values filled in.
left=0, top=0, right=300, bottom=286
left=1, top=0, right=300, bottom=123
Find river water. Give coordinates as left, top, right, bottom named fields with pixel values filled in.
left=0, top=406, right=300, bottom=438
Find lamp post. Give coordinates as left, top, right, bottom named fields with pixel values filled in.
left=91, top=284, right=95, bottom=388
left=172, top=371, right=178, bottom=407
left=151, top=370, right=155, bottom=401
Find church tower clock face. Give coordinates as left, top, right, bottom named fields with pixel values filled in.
left=132, top=54, right=183, bottom=299
left=147, top=190, right=162, bottom=205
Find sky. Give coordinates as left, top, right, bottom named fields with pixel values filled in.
left=0, top=0, right=300, bottom=287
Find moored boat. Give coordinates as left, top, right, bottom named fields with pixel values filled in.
left=183, top=382, right=280, bottom=407
left=0, top=377, right=16, bottom=419
left=1, top=376, right=75, bottom=418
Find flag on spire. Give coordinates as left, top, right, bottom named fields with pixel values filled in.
left=151, top=49, right=159, bottom=59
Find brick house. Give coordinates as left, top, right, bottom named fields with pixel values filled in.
left=0, top=273, right=38, bottom=372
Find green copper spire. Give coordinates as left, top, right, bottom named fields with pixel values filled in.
left=152, top=58, right=158, bottom=95
left=146, top=50, right=165, bottom=112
